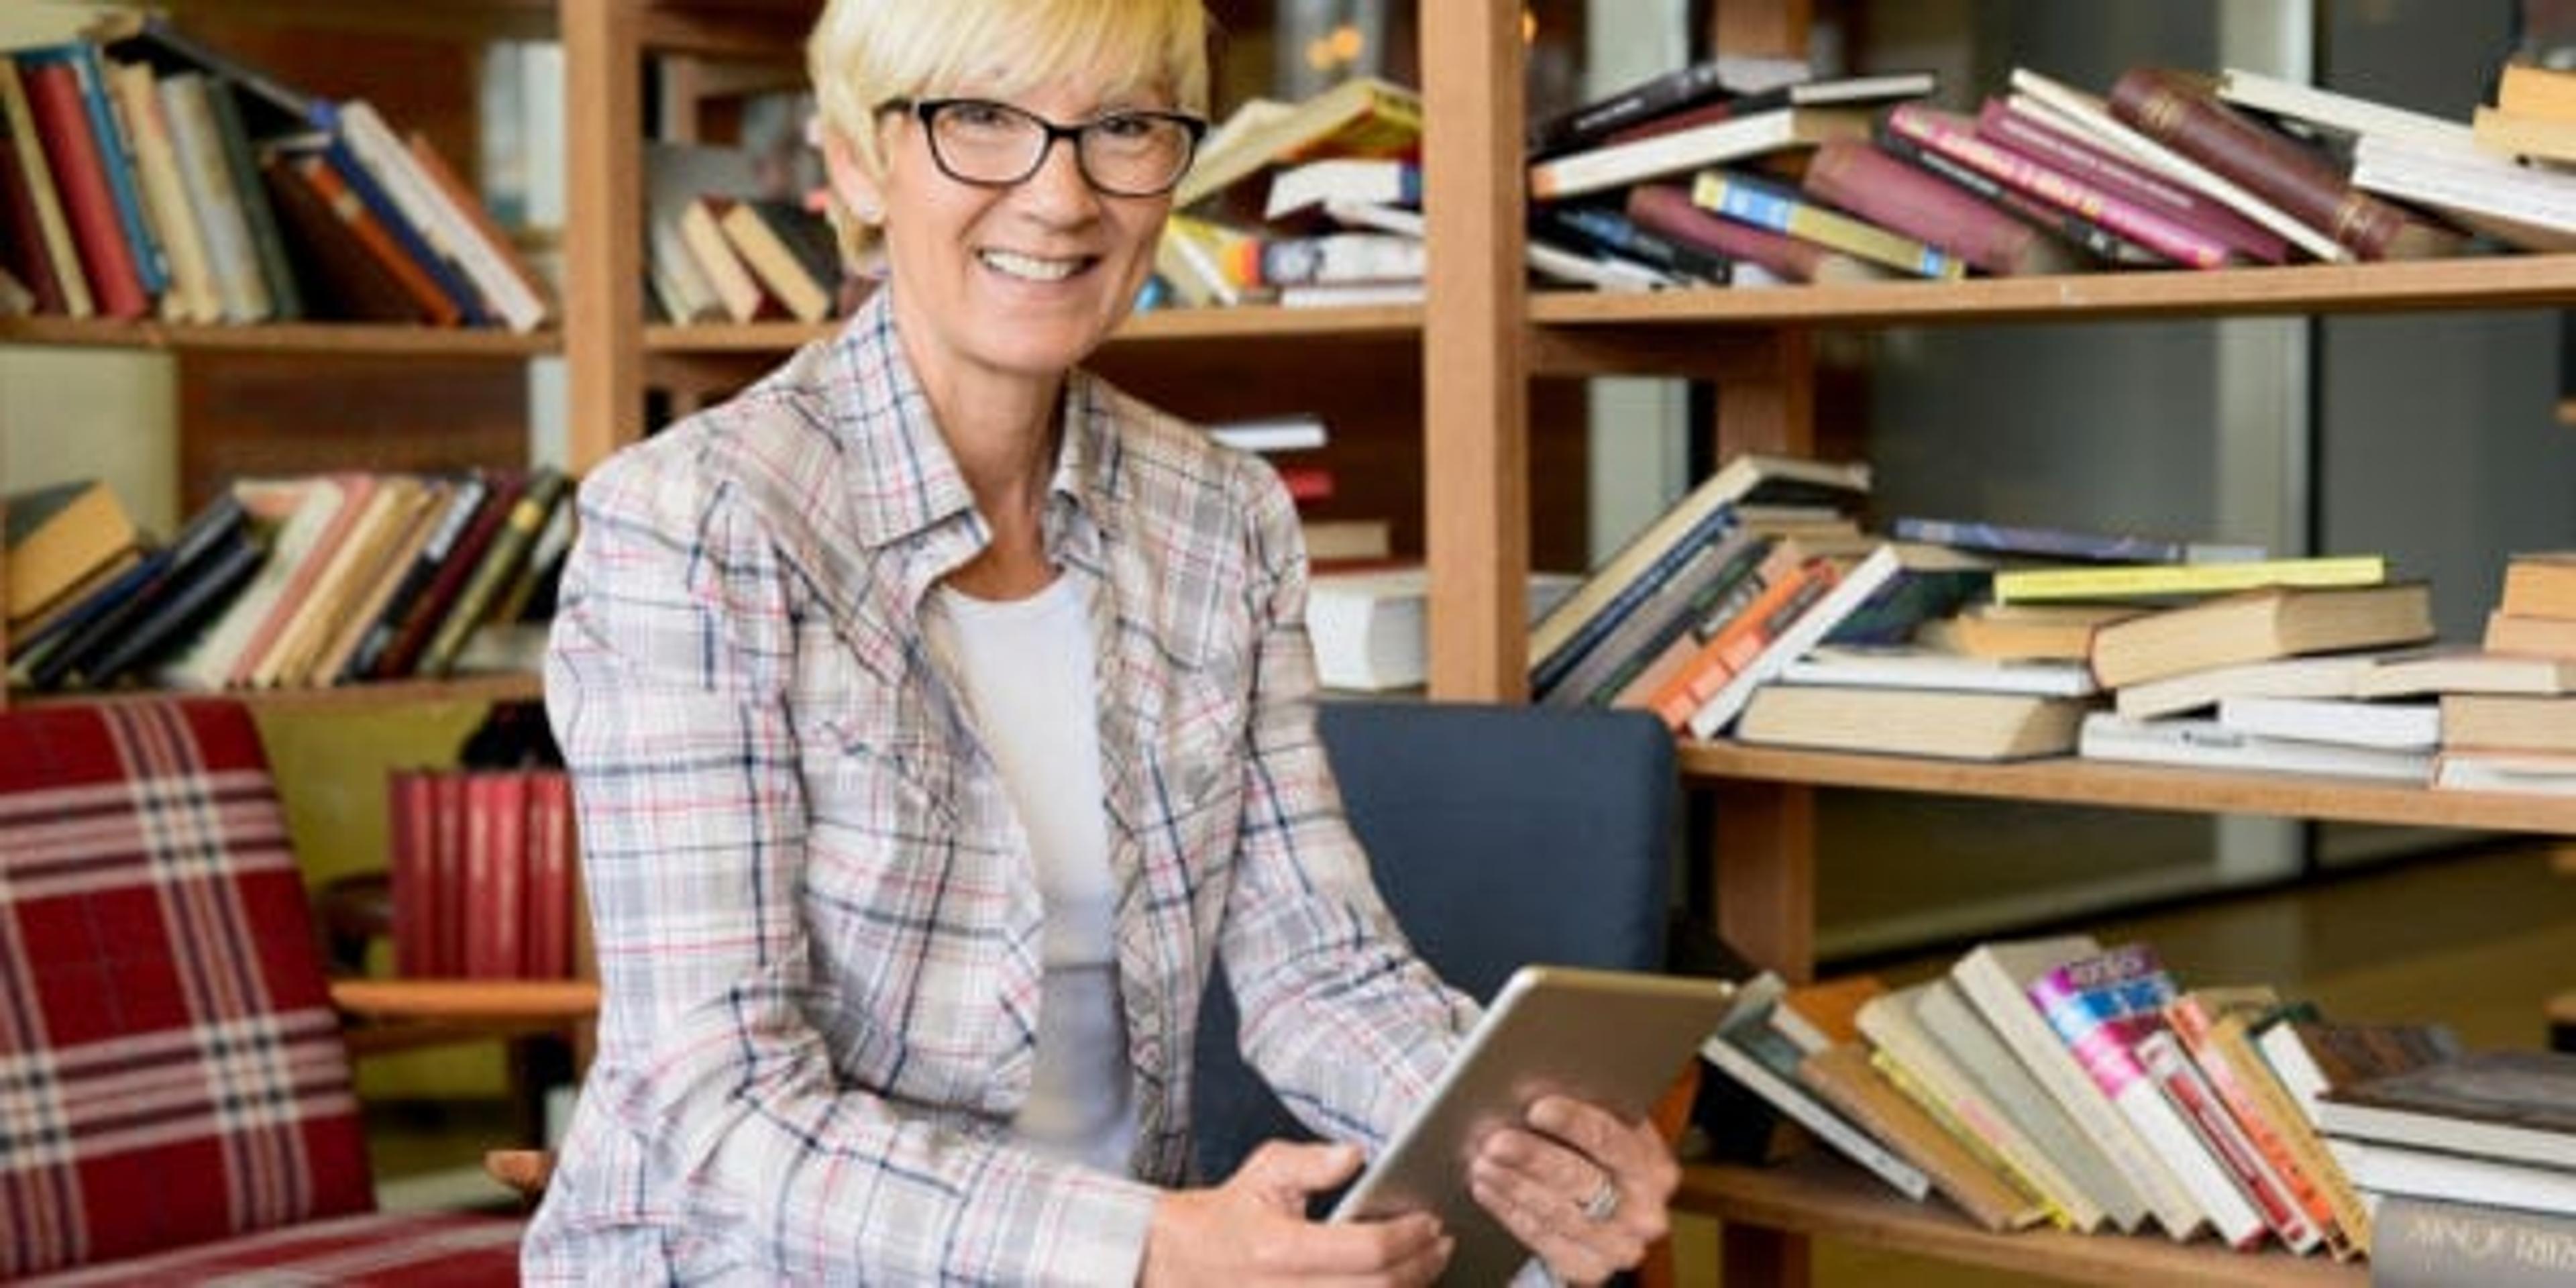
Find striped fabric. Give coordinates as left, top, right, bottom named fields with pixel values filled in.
left=0, top=700, right=517, bottom=1283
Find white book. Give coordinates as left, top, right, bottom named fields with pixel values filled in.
left=160, top=72, right=272, bottom=323
left=1322, top=199, right=1671, bottom=290
left=2328, top=1134, right=2576, bottom=1217
left=1686, top=543, right=1902, bottom=740
left=1783, top=645, right=2098, bottom=697
left=2079, top=712, right=2434, bottom=782
left=1264, top=157, right=1417, bottom=221
left=339, top=99, right=547, bottom=332
left=2357, top=647, right=2576, bottom=698
left=1307, top=566, right=1577, bottom=692
left=1912, top=978, right=2149, bottom=1233
left=1527, top=105, right=1873, bottom=201
left=1856, top=982, right=2110, bottom=1232
left=2135, top=1027, right=2318, bottom=1251
left=2114, top=652, right=2381, bottom=722
left=107, top=62, right=220, bottom=325
left=647, top=215, right=724, bottom=323
left=2351, top=131, right=2576, bottom=250
left=2432, top=748, right=2576, bottom=795
left=1205, top=414, right=1328, bottom=453
left=154, top=478, right=341, bottom=690
left=2006, top=67, right=2351, bottom=263
left=2216, top=695, right=2442, bottom=751
left=1951, top=937, right=2208, bottom=1239
left=2214, top=68, right=2479, bottom=154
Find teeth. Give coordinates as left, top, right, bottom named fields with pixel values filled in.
left=981, top=250, right=1083, bottom=282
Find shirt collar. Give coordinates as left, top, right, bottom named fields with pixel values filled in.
left=826, top=287, right=1119, bottom=559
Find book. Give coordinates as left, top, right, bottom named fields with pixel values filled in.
left=2106, top=67, right=2462, bottom=262
left=523, top=769, right=576, bottom=980
left=1880, top=103, right=2237, bottom=270
left=388, top=767, right=436, bottom=976
left=1890, top=515, right=2263, bottom=566
left=2214, top=66, right=2478, bottom=154
left=25, top=492, right=250, bottom=690
left=333, top=98, right=543, bottom=331
left=2487, top=610, right=2576, bottom=658
left=1225, top=231, right=1423, bottom=288
left=1699, top=975, right=1935, bottom=1200
left=1737, top=684, right=2090, bottom=761
left=1262, top=156, right=1419, bottom=221
left=1916, top=601, right=2143, bottom=662
left=1177, top=75, right=1421, bottom=209
left=1306, top=565, right=1578, bottom=692
left=308, top=479, right=449, bottom=684
left=2133, top=1024, right=2324, bottom=1251
left=338, top=474, right=491, bottom=683
left=1205, top=414, right=1327, bottom=454
left=1951, top=937, right=2205, bottom=1238
left=1540, top=527, right=1772, bottom=708
left=1856, top=983, right=2098, bottom=1231
left=1525, top=54, right=1813, bottom=155
left=2216, top=694, right=2441, bottom=751
left=160, top=70, right=272, bottom=322
left=2371, top=1195, right=2576, bottom=1288
left=19, top=44, right=165, bottom=303
left=0, top=87, right=69, bottom=314
left=264, top=151, right=457, bottom=324
left=1976, top=95, right=2290, bottom=264
left=717, top=196, right=833, bottom=322
left=19, top=58, right=150, bottom=319
left=2006, top=66, right=2353, bottom=264
left=1646, top=553, right=1837, bottom=735
left=223, top=474, right=366, bottom=688
left=2356, top=647, right=2576, bottom=699
left=86, top=9, right=317, bottom=138
left=2114, top=651, right=2380, bottom=721
left=1529, top=105, right=1875, bottom=203
left=103, top=60, right=219, bottom=323
left=1682, top=545, right=1934, bottom=739
left=76, top=519, right=262, bottom=685
left=6, top=478, right=138, bottom=627
left=2503, top=552, right=2576, bottom=620
left=1797, top=1042, right=2047, bottom=1232
left=2078, top=712, right=2434, bottom=782
left=2085, top=582, right=2433, bottom=690
left=1992, top=553, right=2387, bottom=604
left=680, top=195, right=771, bottom=322
left=2350, top=131, right=2576, bottom=252
left=405, top=129, right=545, bottom=328
left=2164, top=989, right=2357, bottom=1258
left=1915, top=976, right=2150, bottom=1231
left=1779, top=644, right=2100, bottom=698
left=209, top=77, right=303, bottom=320
left=2259, top=1019, right=2465, bottom=1212
left=2440, top=694, right=2576, bottom=753
left=153, top=477, right=337, bottom=690
left=417, top=469, right=570, bottom=677
left=1801, top=137, right=2086, bottom=276
left=0, top=57, right=92, bottom=317
left=1529, top=452, right=1870, bottom=678
left=1533, top=205, right=1734, bottom=285
left=2432, top=748, right=2576, bottom=796
left=2471, top=105, right=2576, bottom=164
left=1623, top=181, right=1896, bottom=284
left=255, top=474, right=424, bottom=688
left=2318, top=1050, right=2576, bottom=1172
left=464, top=770, right=529, bottom=978
left=1689, top=168, right=1968, bottom=280
left=2336, top=1134, right=2576, bottom=1217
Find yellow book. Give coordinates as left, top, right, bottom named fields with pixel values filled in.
left=1177, top=76, right=1421, bottom=208
left=1868, top=1047, right=2062, bottom=1228
left=1690, top=168, right=1968, bottom=280
left=1993, top=554, right=2387, bottom=604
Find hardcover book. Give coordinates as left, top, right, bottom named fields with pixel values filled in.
left=0, top=57, right=93, bottom=316
left=1891, top=515, right=2264, bottom=566
left=1689, top=168, right=1968, bottom=280
left=1624, top=181, right=1896, bottom=284
left=1800, top=136, right=2085, bottom=276
left=103, top=59, right=220, bottom=323
left=19, top=58, right=150, bottom=319
left=1527, top=105, right=1873, bottom=202
left=2371, top=1195, right=2576, bottom=1288
left=1975, top=95, right=2290, bottom=263
left=2317, top=1050, right=2576, bottom=1172
left=1882, top=102, right=2239, bottom=270
left=5, top=478, right=138, bottom=627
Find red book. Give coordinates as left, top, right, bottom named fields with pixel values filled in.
left=282, top=150, right=462, bottom=325
left=464, top=771, right=528, bottom=980
left=18, top=60, right=147, bottom=319
left=1884, top=103, right=2238, bottom=270
left=523, top=769, right=574, bottom=980
left=1646, top=556, right=1835, bottom=733
left=0, top=116, right=65, bottom=313
left=1277, top=464, right=1335, bottom=504
left=1802, top=137, right=2084, bottom=276
left=428, top=769, right=467, bottom=977
left=1623, top=182, right=1894, bottom=284
left=1976, top=97, right=2288, bottom=263
left=387, top=768, right=436, bottom=977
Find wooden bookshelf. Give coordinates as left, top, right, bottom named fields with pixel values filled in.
left=1678, top=1155, right=2361, bottom=1288
left=14, top=673, right=543, bottom=711
left=0, top=317, right=557, bottom=358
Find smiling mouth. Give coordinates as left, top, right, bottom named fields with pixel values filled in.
left=979, top=249, right=1094, bottom=282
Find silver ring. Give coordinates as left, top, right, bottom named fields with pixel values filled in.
left=1580, top=1175, right=1621, bottom=1223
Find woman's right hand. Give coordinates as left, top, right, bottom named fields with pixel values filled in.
left=1140, top=1141, right=1452, bottom=1287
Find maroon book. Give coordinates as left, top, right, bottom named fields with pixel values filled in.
left=370, top=470, right=524, bottom=679
left=1802, top=137, right=2085, bottom=276
left=2106, top=67, right=2460, bottom=261
left=1623, top=181, right=1894, bottom=284
left=1976, top=97, right=2289, bottom=264
left=19, top=60, right=147, bottom=319
left=522, top=769, right=574, bottom=981
left=0, top=118, right=66, bottom=313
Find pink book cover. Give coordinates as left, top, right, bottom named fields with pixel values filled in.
left=428, top=769, right=466, bottom=977
left=480, top=771, right=528, bottom=980
left=388, top=768, right=435, bottom=977
left=1974, top=98, right=2290, bottom=263
left=1884, top=104, right=2237, bottom=270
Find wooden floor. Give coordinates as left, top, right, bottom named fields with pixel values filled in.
left=1667, top=837, right=2576, bottom=1286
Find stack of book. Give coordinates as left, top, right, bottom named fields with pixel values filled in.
left=0, top=14, right=549, bottom=329
left=1507, top=52, right=2576, bottom=292
left=2432, top=552, right=2576, bottom=793
left=388, top=765, right=581, bottom=981
left=645, top=133, right=843, bottom=327
left=1697, top=934, right=2539, bottom=1263
left=5, top=478, right=139, bottom=645
left=7, top=467, right=570, bottom=693
left=2309, top=1046, right=2576, bottom=1286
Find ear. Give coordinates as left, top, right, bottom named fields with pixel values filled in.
left=823, top=129, right=885, bottom=225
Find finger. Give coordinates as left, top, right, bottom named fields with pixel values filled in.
left=1528, top=1096, right=1668, bottom=1185
left=1239, top=1140, right=1365, bottom=1205
left=1477, top=1126, right=1614, bottom=1212
left=1267, top=1214, right=1449, bottom=1279
left=1469, top=1169, right=1621, bottom=1287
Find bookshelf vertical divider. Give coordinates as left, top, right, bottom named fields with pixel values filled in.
left=564, top=0, right=650, bottom=474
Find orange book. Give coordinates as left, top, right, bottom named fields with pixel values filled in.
left=283, top=151, right=461, bottom=325
left=1647, top=556, right=1835, bottom=731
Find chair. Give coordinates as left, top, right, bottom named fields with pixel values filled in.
left=0, top=698, right=590, bottom=1283
left=1191, top=700, right=1689, bottom=1180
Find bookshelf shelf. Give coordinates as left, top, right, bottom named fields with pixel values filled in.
left=1678, top=1156, right=2361, bottom=1288
left=1678, top=743, right=2576, bottom=835
left=1530, top=254, right=2576, bottom=334
left=13, top=673, right=543, bottom=711
left=0, top=317, right=559, bottom=358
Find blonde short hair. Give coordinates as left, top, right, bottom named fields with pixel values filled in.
left=808, top=0, right=1211, bottom=264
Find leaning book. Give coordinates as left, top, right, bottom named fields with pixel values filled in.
left=2316, top=1050, right=2576, bottom=1172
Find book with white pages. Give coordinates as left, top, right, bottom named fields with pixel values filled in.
left=2216, top=694, right=2441, bottom=751
left=1307, top=566, right=1578, bottom=691
left=2327, top=1134, right=2576, bottom=1216
left=1686, top=544, right=1906, bottom=740
left=1205, top=414, right=1328, bottom=453
left=2351, top=132, right=2576, bottom=251
left=2005, top=68, right=2351, bottom=262
left=1783, top=644, right=2098, bottom=696
left=2114, top=651, right=2381, bottom=721
left=2078, top=712, right=2432, bottom=782
left=2214, top=68, right=2480, bottom=154
left=2358, top=647, right=2576, bottom=698
left=1323, top=201, right=1672, bottom=289
left=2432, top=747, right=2576, bottom=795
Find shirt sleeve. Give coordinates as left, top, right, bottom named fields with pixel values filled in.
left=1209, top=455, right=1480, bottom=1152
left=543, top=443, right=1159, bottom=1285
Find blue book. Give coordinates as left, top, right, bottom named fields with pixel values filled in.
left=295, top=103, right=489, bottom=326
left=19, top=43, right=168, bottom=297
left=1530, top=502, right=1737, bottom=697
left=1892, top=516, right=2266, bottom=566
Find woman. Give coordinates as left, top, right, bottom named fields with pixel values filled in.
left=526, top=0, right=1676, bottom=1281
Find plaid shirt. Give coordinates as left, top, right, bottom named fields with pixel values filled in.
left=525, top=292, right=1474, bottom=1285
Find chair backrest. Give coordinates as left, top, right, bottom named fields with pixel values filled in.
left=1191, top=700, right=1678, bottom=1181
left=0, top=699, right=373, bottom=1277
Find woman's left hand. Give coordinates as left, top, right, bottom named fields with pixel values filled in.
left=1466, top=1093, right=1680, bottom=1286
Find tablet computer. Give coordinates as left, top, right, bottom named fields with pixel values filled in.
left=1328, top=965, right=1737, bottom=1285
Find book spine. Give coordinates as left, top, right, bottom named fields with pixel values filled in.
left=1537, top=204, right=1733, bottom=282
left=462, top=771, right=499, bottom=977
left=106, top=61, right=217, bottom=324
left=2106, top=68, right=2420, bottom=261
left=1697, top=1032, right=1934, bottom=1200
left=1235, top=232, right=1425, bottom=286
left=290, top=152, right=461, bottom=325
left=525, top=769, right=574, bottom=980
left=1976, top=97, right=2290, bottom=262
left=1801, top=137, right=2067, bottom=276
left=1687, top=544, right=1907, bottom=741
left=1871, top=127, right=2145, bottom=266
left=0, top=113, right=67, bottom=313
left=206, top=78, right=302, bottom=320
left=161, top=72, right=270, bottom=322
left=419, top=470, right=567, bottom=676
left=1625, top=180, right=1854, bottom=282
left=2137, top=1028, right=2320, bottom=1252
left=388, top=767, right=435, bottom=978
left=1571, top=535, right=1776, bottom=708
left=2167, top=1002, right=2353, bottom=1256
left=311, top=104, right=488, bottom=325
left=2369, top=1195, right=2576, bottom=1288
left=1996, top=554, right=2385, bottom=602
left=1864, top=1047, right=2055, bottom=1226
left=1532, top=501, right=1737, bottom=695
left=1690, top=168, right=1968, bottom=280
left=20, top=60, right=148, bottom=318
left=1652, top=555, right=1833, bottom=734
left=429, top=771, right=466, bottom=976
left=0, top=60, right=92, bottom=316
left=1885, top=103, right=2235, bottom=270
left=1799, top=1044, right=2037, bottom=1232
left=1531, top=60, right=1731, bottom=154
left=46, top=45, right=167, bottom=299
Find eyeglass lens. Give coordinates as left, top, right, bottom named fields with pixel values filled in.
left=926, top=101, right=1195, bottom=195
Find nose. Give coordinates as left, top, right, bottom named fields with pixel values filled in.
left=1014, top=131, right=1100, bottom=221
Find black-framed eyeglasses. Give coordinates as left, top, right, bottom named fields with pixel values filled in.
left=879, top=97, right=1207, bottom=198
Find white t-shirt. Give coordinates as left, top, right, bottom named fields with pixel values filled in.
left=923, top=575, right=1136, bottom=1173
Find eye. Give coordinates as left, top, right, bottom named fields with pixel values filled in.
left=1092, top=112, right=1161, bottom=142
left=943, top=100, right=1022, bottom=131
